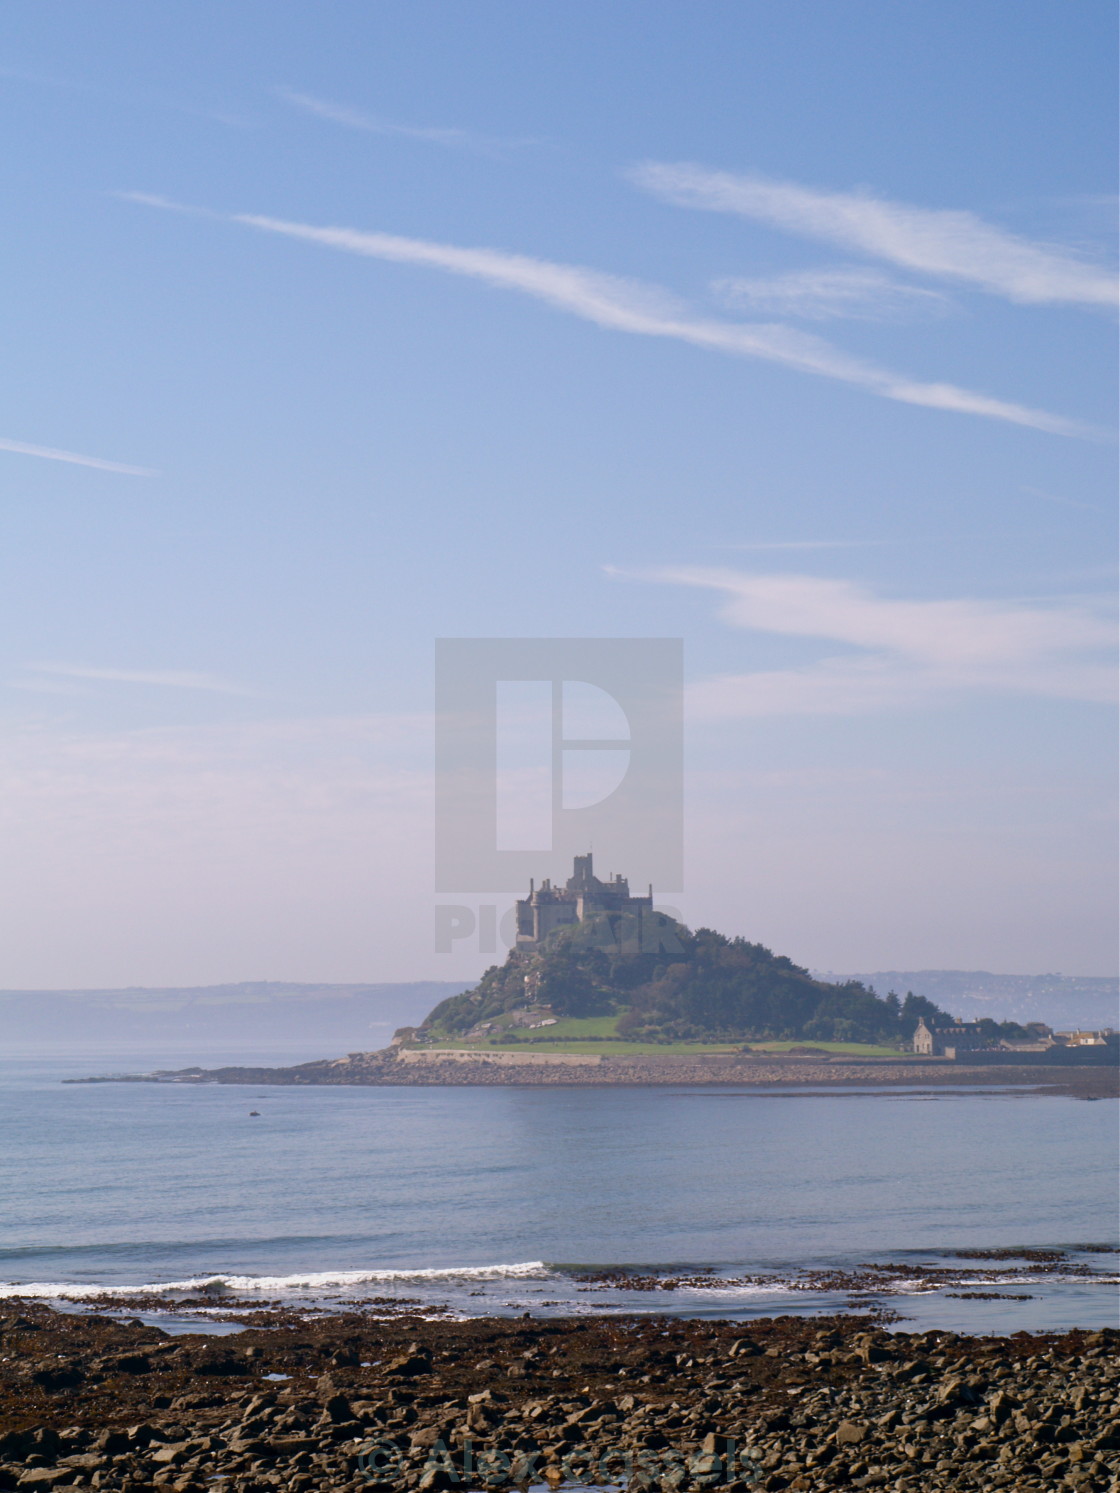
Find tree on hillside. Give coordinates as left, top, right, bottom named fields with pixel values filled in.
left=899, top=991, right=947, bottom=1038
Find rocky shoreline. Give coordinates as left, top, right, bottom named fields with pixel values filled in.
left=1, top=1304, right=1117, bottom=1491
left=68, top=1050, right=1119, bottom=1099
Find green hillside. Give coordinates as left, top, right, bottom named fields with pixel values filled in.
left=419, top=917, right=972, bottom=1047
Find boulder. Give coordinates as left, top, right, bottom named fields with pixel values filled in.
left=835, top=1421, right=868, bottom=1445
left=30, top=1365, right=84, bottom=1391
left=323, top=1394, right=354, bottom=1424
left=92, top=1431, right=130, bottom=1456
left=729, top=1339, right=761, bottom=1358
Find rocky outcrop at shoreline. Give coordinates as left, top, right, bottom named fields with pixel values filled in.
left=0, top=1306, right=1117, bottom=1491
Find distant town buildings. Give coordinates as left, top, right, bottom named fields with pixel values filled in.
left=1056, top=1029, right=1118, bottom=1047
left=912, top=1015, right=1117, bottom=1060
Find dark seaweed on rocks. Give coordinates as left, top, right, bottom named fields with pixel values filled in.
left=948, top=1248, right=1068, bottom=1263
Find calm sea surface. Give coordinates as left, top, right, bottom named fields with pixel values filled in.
left=1, top=1054, right=1116, bottom=1336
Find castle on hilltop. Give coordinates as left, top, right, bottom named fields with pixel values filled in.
left=515, top=853, right=654, bottom=950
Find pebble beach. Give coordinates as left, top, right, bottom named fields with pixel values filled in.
left=1, top=1305, right=1117, bottom=1491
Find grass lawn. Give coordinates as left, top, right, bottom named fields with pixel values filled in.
left=425, top=1037, right=741, bottom=1056
left=420, top=1016, right=904, bottom=1059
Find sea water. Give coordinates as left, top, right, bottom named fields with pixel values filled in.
left=0, top=1054, right=1115, bottom=1335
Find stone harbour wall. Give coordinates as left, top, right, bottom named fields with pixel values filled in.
left=394, top=1048, right=604, bottom=1068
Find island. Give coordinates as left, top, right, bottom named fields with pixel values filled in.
left=74, top=858, right=1117, bottom=1095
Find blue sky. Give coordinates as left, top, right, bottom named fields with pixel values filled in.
left=1, top=1, right=1115, bottom=986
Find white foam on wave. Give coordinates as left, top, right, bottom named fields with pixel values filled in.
left=953, top=1273, right=1120, bottom=1288
left=0, top=1261, right=552, bottom=1301
left=678, top=1283, right=797, bottom=1297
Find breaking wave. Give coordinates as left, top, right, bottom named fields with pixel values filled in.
left=0, top=1260, right=552, bottom=1301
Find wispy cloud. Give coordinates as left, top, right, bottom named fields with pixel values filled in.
left=277, top=89, right=538, bottom=154
left=112, top=190, right=214, bottom=217
left=688, top=653, right=1116, bottom=717
left=713, top=267, right=950, bottom=322
left=632, top=163, right=1119, bottom=309
left=619, top=566, right=1116, bottom=715
left=660, top=568, right=1112, bottom=661
left=22, top=664, right=248, bottom=694
left=120, top=195, right=1082, bottom=436
left=235, top=211, right=1090, bottom=434
left=0, top=437, right=155, bottom=477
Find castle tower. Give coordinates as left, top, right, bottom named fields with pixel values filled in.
left=515, top=854, right=654, bottom=950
